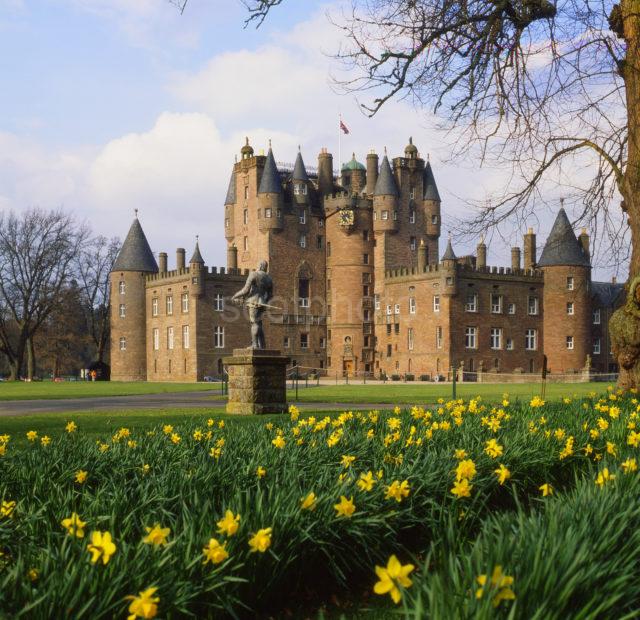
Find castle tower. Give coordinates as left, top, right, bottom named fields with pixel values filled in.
left=317, top=148, right=334, bottom=196
left=476, top=237, right=487, bottom=269
left=366, top=151, right=378, bottom=195
left=341, top=154, right=366, bottom=193
left=422, top=160, right=441, bottom=265
left=224, top=167, right=237, bottom=243
left=441, top=238, right=458, bottom=296
left=538, top=208, right=591, bottom=372
left=258, top=146, right=284, bottom=233
left=110, top=215, right=158, bottom=381
left=189, top=238, right=205, bottom=298
left=292, top=150, right=310, bottom=206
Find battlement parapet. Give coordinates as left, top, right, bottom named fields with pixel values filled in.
left=146, top=265, right=249, bottom=285
left=457, top=263, right=544, bottom=280
left=384, top=263, right=441, bottom=281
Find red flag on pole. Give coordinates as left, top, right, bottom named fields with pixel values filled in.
left=339, top=119, right=350, bottom=134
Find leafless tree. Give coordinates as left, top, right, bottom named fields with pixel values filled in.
left=0, top=209, right=88, bottom=380
left=76, top=235, right=121, bottom=365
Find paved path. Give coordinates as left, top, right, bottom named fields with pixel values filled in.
left=0, top=392, right=395, bottom=417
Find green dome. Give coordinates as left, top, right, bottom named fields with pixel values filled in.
left=341, top=153, right=365, bottom=171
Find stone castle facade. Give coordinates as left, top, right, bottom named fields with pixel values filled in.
left=110, top=137, right=622, bottom=382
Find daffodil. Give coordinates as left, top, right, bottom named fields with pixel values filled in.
left=334, top=495, right=356, bottom=518
left=40, top=436, right=51, bottom=447
left=494, top=464, right=511, bottom=485
left=373, top=555, right=414, bottom=604
left=476, top=565, right=516, bottom=607
left=216, top=510, right=240, bottom=537
left=539, top=483, right=553, bottom=497
left=61, top=512, right=86, bottom=538
left=595, top=467, right=616, bottom=487
left=484, top=439, right=503, bottom=459
left=272, top=435, right=285, bottom=449
left=65, top=421, right=77, bottom=433
left=340, top=455, right=356, bottom=468
left=143, top=524, right=170, bottom=546
left=357, top=471, right=376, bottom=492
left=248, top=527, right=272, bottom=552
left=622, top=458, right=638, bottom=473
left=75, top=470, right=88, bottom=484
left=27, top=568, right=39, bottom=582
left=300, top=492, right=317, bottom=511
left=384, top=480, right=410, bottom=502
left=451, top=478, right=472, bottom=498
left=126, top=586, right=160, bottom=619
left=87, top=531, right=116, bottom=565
left=628, top=431, right=640, bottom=448
left=454, top=449, right=468, bottom=460
left=26, top=431, right=37, bottom=442
left=256, top=466, right=266, bottom=478
left=1, top=500, right=16, bottom=518
left=456, top=459, right=477, bottom=481
left=202, top=538, right=229, bottom=564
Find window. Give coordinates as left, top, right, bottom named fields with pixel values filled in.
left=409, top=297, right=416, bottom=314
left=298, top=278, right=309, bottom=308
left=567, top=302, right=574, bottom=315
left=431, top=215, right=438, bottom=225
left=409, top=210, right=416, bottom=224
left=387, top=344, right=392, bottom=357
left=409, top=186, right=416, bottom=199
left=433, top=295, right=440, bottom=312
left=153, top=328, right=159, bottom=351
left=363, top=253, right=369, bottom=265
left=506, top=338, right=514, bottom=350
left=243, top=236, right=248, bottom=251
left=244, top=186, right=249, bottom=200
left=387, top=324, right=392, bottom=335
left=299, top=234, right=307, bottom=248
left=181, top=293, right=189, bottom=313
left=182, top=325, right=189, bottom=349
left=525, top=329, right=537, bottom=351
left=410, top=237, right=417, bottom=251
left=528, top=296, right=539, bottom=315
left=119, top=336, right=126, bottom=351
left=214, top=326, right=225, bottom=348
left=446, top=276, right=454, bottom=285
left=294, top=183, right=307, bottom=195
left=593, top=309, right=601, bottom=324
left=567, top=276, right=574, bottom=290
left=363, top=285, right=370, bottom=297
left=119, top=304, right=126, bottom=318
left=490, top=294, right=503, bottom=314
left=243, top=209, right=248, bottom=225
left=167, top=327, right=174, bottom=350
left=508, top=303, right=516, bottom=315
left=284, top=336, right=290, bottom=348
left=394, top=303, right=400, bottom=315
left=436, top=326, right=443, bottom=349
left=375, top=295, right=380, bottom=311
left=299, top=210, right=306, bottom=225
left=408, top=328, right=414, bottom=350
left=465, top=293, right=478, bottom=312
left=394, top=323, right=400, bottom=334
left=386, top=304, right=392, bottom=316
left=393, top=211, right=398, bottom=221
left=566, top=335, right=574, bottom=350
left=265, top=207, right=272, bottom=218
left=465, top=327, right=477, bottom=349
left=490, top=327, right=502, bottom=350
left=327, top=242, right=331, bottom=257
left=300, top=333, right=308, bottom=349
left=319, top=218, right=324, bottom=228
left=163, top=295, right=172, bottom=316
left=362, top=229, right=368, bottom=241
left=317, top=235, right=323, bottom=249
left=119, top=281, right=125, bottom=295
left=594, top=339, right=601, bottom=355
left=320, top=337, right=326, bottom=349
left=382, top=210, right=389, bottom=220
left=214, top=293, right=224, bottom=312
left=225, top=218, right=230, bottom=228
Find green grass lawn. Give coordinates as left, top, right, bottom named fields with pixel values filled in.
left=0, top=381, right=220, bottom=401
left=289, top=381, right=609, bottom=404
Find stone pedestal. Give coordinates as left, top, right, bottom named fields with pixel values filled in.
left=224, top=349, right=289, bottom=415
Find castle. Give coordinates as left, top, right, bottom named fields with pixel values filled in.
left=110, top=137, right=622, bottom=382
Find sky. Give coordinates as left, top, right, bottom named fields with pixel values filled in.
left=0, top=0, right=622, bottom=280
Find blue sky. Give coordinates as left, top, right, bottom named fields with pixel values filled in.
left=0, top=0, right=621, bottom=279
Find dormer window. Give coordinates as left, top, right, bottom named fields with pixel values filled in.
left=294, top=183, right=307, bottom=195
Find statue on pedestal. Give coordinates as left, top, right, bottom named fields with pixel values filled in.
left=231, top=260, right=274, bottom=349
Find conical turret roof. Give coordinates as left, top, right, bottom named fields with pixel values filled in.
left=442, top=238, right=457, bottom=261
left=374, top=155, right=399, bottom=196
left=292, top=151, right=309, bottom=182
left=224, top=169, right=236, bottom=204
left=423, top=161, right=441, bottom=201
left=538, top=208, right=590, bottom=267
left=113, top=217, right=158, bottom=273
left=189, top=240, right=204, bottom=264
left=258, top=148, right=282, bottom=194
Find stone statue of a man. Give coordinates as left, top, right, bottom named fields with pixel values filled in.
left=231, top=260, right=273, bottom=349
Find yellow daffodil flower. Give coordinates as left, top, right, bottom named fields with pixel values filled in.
left=494, top=464, right=511, bottom=485
left=65, top=421, right=77, bottom=433
left=256, top=466, right=266, bottom=478
left=216, top=510, right=240, bottom=537
left=61, top=512, right=86, bottom=538
left=384, top=480, right=410, bottom=502
left=1, top=500, right=16, bottom=518
left=202, top=538, right=229, bottom=565
left=334, top=495, right=356, bottom=518
left=126, top=586, right=160, bottom=619
left=373, top=554, right=414, bottom=604
left=143, top=524, right=170, bottom=546
left=248, top=527, right=272, bottom=553
left=476, top=565, right=516, bottom=607
left=87, top=531, right=116, bottom=565
left=75, top=470, right=88, bottom=484
left=451, top=478, right=473, bottom=498
left=539, top=483, right=553, bottom=497
left=357, top=471, right=376, bottom=492
left=300, top=492, right=317, bottom=511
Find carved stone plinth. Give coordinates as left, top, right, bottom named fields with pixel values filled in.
left=224, top=349, right=289, bottom=415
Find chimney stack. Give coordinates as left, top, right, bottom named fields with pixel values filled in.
left=476, top=238, right=487, bottom=269
left=511, top=247, right=521, bottom=271
left=159, top=252, right=167, bottom=274
left=523, top=228, right=536, bottom=270
left=366, top=150, right=379, bottom=195
left=579, top=228, right=590, bottom=262
left=227, top=244, right=238, bottom=272
left=176, top=248, right=186, bottom=271
left=317, top=148, right=334, bottom=197
left=417, top=239, right=427, bottom=271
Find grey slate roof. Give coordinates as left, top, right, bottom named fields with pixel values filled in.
left=292, top=151, right=309, bottom=182
left=258, top=148, right=282, bottom=194
left=442, top=239, right=457, bottom=261
left=592, top=281, right=624, bottom=307
left=224, top=169, right=236, bottom=204
left=423, top=161, right=441, bottom=201
left=374, top=155, right=399, bottom=196
left=113, top=218, right=158, bottom=273
left=189, top=241, right=204, bottom=264
left=538, top=208, right=590, bottom=267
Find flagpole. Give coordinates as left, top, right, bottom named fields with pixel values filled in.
left=338, top=112, right=342, bottom=178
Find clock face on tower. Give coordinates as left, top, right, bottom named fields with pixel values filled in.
left=339, top=209, right=355, bottom=227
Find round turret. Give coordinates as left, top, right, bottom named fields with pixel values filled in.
left=240, top=137, right=254, bottom=160
left=341, top=153, right=366, bottom=193
left=404, top=136, right=418, bottom=159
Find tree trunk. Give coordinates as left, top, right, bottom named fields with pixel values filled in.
left=26, top=336, right=35, bottom=381
left=610, top=0, right=640, bottom=389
